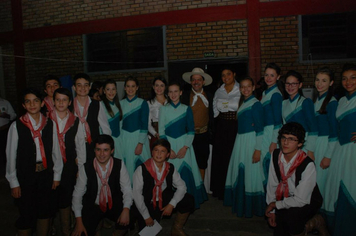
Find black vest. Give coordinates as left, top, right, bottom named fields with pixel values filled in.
left=83, top=158, right=123, bottom=211
left=272, top=149, right=323, bottom=207
left=16, top=118, right=54, bottom=186
left=141, top=162, right=175, bottom=207
left=86, top=100, right=100, bottom=161
left=63, top=118, right=80, bottom=164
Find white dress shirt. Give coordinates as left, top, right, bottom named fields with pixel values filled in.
left=266, top=151, right=317, bottom=211
left=72, top=161, right=133, bottom=217
left=133, top=162, right=186, bottom=220
left=213, top=80, right=241, bottom=117
left=6, top=114, right=63, bottom=188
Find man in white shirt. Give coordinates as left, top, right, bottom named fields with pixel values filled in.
left=266, top=122, right=324, bottom=236
left=72, top=134, right=132, bottom=236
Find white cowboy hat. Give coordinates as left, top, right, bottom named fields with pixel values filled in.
left=182, top=67, right=213, bottom=86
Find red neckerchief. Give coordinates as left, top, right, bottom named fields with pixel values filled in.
left=144, top=158, right=170, bottom=210
left=276, top=149, right=307, bottom=200
left=44, top=96, right=54, bottom=114
left=49, top=110, right=76, bottom=163
left=19, top=113, right=48, bottom=168
left=93, top=157, right=114, bottom=212
left=73, top=97, right=92, bottom=144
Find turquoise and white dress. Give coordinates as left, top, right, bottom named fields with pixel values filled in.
left=282, top=94, right=318, bottom=153
left=314, top=93, right=338, bottom=198
left=260, top=84, right=283, bottom=185
left=101, top=101, right=122, bottom=159
left=120, top=96, right=150, bottom=181
left=224, top=96, right=265, bottom=217
left=159, top=102, right=207, bottom=208
left=322, top=92, right=356, bottom=235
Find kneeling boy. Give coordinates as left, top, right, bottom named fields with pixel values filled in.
left=133, top=139, right=194, bottom=235
left=72, top=134, right=132, bottom=236
left=265, top=122, right=323, bottom=236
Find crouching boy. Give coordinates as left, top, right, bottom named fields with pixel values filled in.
left=265, top=122, right=325, bottom=236
left=72, top=134, right=132, bottom=236
left=133, top=139, right=194, bottom=235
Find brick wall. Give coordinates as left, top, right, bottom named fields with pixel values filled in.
left=260, top=16, right=356, bottom=86
left=22, top=0, right=242, bottom=29
left=0, top=0, right=12, bottom=32
left=1, top=44, right=17, bottom=108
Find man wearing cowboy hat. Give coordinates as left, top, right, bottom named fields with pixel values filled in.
left=181, top=68, right=214, bottom=180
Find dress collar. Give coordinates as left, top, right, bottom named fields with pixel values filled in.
left=289, top=93, right=300, bottom=102
left=170, top=101, right=181, bottom=108
left=126, top=95, right=137, bottom=103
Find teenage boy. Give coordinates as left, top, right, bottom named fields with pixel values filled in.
left=50, top=88, right=84, bottom=236
left=42, top=75, right=61, bottom=116
left=133, top=139, right=194, bottom=235
left=6, top=88, right=63, bottom=236
left=265, top=122, right=324, bottom=236
left=72, top=134, right=132, bottom=236
left=72, top=73, right=111, bottom=165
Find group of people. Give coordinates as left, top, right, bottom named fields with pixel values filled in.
left=4, top=62, right=356, bottom=236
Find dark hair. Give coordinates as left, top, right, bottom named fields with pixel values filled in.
left=167, top=81, right=182, bottom=104
left=238, top=77, right=255, bottom=107
left=73, top=73, right=91, bottom=84
left=91, top=80, right=103, bottom=91
left=278, top=122, right=305, bottom=145
left=95, top=134, right=115, bottom=150
left=88, top=88, right=99, bottom=99
left=123, top=76, right=139, bottom=98
left=263, top=63, right=284, bottom=94
left=53, top=88, right=74, bottom=112
left=342, top=63, right=356, bottom=74
left=22, top=87, right=43, bottom=103
left=265, top=63, right=281, bottom=75
left=149, top=77, right=168, bottom=104
left=313, top=67, right=335, bottom=114
left=43, top=74, right=61, bottom=89
left=152, top=139, right=171, bottom=155
left=102, top=79, right=123, bottom=120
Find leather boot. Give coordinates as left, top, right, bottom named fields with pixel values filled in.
left=305, top=214, right=330, bottom=236
left=60, top=207, right=72, bottom=236
left=17, top=229, right=32, bottom=236
left=112, top=229, right=127, bottom=236
left=171, top=212, right=189, bottom=236
left=36, top=218, right=50, bottom=236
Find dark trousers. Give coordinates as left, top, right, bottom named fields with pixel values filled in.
left=192, top=132, right=210, bottom=169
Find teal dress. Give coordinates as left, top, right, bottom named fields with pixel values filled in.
left=224, top=96, right=265, bottom=217
left=120, top=96, right=150, bottom=181
left=159, top=102, right=207, bottom=209
left=314, top=93, right=338, bottom=198
left=260, top=85, right=283, bottom=185
left=101, top=101, right=122, bottom=160
left=322, top=92, right=356, bottom=235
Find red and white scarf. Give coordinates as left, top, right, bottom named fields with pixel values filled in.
left=144, top=158, right=170, bottom=210
left=73, top=97, right=92, bottom=144
left=20, top=113, right=48, bottom=168
left=49, top=110, right=76, bottom=163
left=44, top=96, right=55, bottom=113
left=94, top=157, right=114, bottom=212
left=276, top=149, right=307, bottom=201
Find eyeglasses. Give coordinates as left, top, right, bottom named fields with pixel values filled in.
left=285, top=82, right=300, bottom=88
left=281, top=136, right=298, bottom=143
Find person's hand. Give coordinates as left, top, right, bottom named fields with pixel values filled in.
left=351, top=132, right=356, bottom=143
left=11, top=187, right=21, bottom=198
left=117, top=208, right=130, bottom=226
left=320, top=157, right=331, bottom=169
left=145, top=217, right=154, bottom=227
left=252, top=150, right=261, bottom=163
left=52, top=181, right=60, bottom=190
left=72, top=217, right=87, bottom=236
left=307, top=151, right=315, bottom=161
left=135, top=143, right=143, bottom=155
left=161, top=204, right=174, bottom=216
left=265, top=202, right=276, bottom=217
left=269, top=142, right=277, bottom=155
left=267, top=213, right=277, bottom=227
left=176, top=146, right=188, bottom=159
left=155, top=133, right=160, bottom=138
left=170, top=150, right=177, bottom=159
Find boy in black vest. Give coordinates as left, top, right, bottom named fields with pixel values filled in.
left=72, top=73, right=111, bottom=166
left=6, top=88, right=63, bottom=236
left=72, top=134, right=132, bottom=236
left=265, top=122, right=325, bottom=236
left=133, top=139, right=194, bottom=235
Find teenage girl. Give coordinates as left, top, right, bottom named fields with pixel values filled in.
left=159, top=81, right=207, bottom=208
left=119, top=76, right=150, bottom=180
left=101, top=79, right=123, bottom=159
left=282, top=70, right=318, bottom=159
left=224, top=77, right=265, bottom=217
left=260, top=63, right=283, bottom=184
left=313, top=67, right=338, bottom=198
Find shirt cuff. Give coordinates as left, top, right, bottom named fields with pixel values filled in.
left=275, top=200, right=283, bottom=210
left=169, top=199, right=177, bottom=208
left=53, top=173, right=61, bottom=181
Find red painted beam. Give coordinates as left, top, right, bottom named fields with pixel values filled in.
left=23, top=5, right=246, bottom=42
left=247, top=0, right=261, bottom=81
